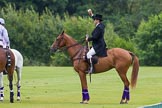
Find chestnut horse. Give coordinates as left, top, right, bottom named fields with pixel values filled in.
left=50, top=31, right=139, bottom=104
left=0, top=48, right=15, bottom=103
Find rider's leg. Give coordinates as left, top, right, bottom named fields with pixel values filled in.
left=86, top=47, right=96, bottom=73
left=0, top=72, right=4, bottom=101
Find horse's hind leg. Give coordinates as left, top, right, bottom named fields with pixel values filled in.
left=8, top=74, right=14, bottom=103
left=116, top=67, right=130, bottom=104
left=0, top=72, right=4, bottom=101
left=16, top=67, right=21, bottom=101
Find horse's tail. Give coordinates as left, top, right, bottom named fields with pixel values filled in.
left=130, top=55, right=139, bottom=89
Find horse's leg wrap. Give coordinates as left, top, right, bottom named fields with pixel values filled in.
left=82, top=89, right=90, bottom=101
left=0, top=87, right=4, bottom=101
left=9, top=80, right=14, bottom=103
left=10, top=90, right=14, bottom=103
left=120, top=86, right=130, bottom=104
left=17, top=86, right=21, bottom=101
left=122, top=86, right=129, bottom=100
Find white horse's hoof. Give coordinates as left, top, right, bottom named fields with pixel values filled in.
left=0, top=97, right=4, bottom=101
left=80, top=100, right=88, bottom=104
left=17, top=97, right=21, bottom=101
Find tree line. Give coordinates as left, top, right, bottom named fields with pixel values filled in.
left=0, top=1, right=162, bottom=66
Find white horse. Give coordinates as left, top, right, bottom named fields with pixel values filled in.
left=0, top=49, right=23, bottom=101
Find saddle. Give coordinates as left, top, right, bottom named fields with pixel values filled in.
left=84, top=44, right=106, bottom=64
left=82, top=46, right=97, bottom=63
left=86, top=55, right=98, bottom=64
left=83, top=44, right=107, bottom=73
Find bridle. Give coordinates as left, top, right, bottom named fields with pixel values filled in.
left=53, top=34, right=65, bottom=51
left=53, top=34, right=85, bottom=61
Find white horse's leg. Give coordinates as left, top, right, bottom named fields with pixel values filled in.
left=16, top=67, right=21, bottom=101
left=11, top=49, right=23, bottom=101
left=0, top=72, right=4, bottom=101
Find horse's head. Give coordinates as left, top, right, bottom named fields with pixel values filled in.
left=50, top=31, right=66, bottom=52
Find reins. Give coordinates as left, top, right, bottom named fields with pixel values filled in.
left=58, top=39, right=85, bottom=52
left=55, top=39, right=85, bottom=63
left=67, top=39, right=85, bottom=50
left=70, top=46, right=84, bottom=61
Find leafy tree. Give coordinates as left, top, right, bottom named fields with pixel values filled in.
left=127, top=0, right=162, bottom=28
left=0, top=0, right=69, bottom=16
left=135, top=13, right=162, bottom=65
left=105, top=23, right=136, bottom=52
left=0, top=4, right=63, bottom=65
left=63, top=14, right=94, bottom=39
left=50, top=52, right=72, bottom=66
left=114, top=16, right=135, bottom=40
left=33, top=0, right=68, bottom=16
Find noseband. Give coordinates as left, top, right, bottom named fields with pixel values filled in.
left=54, top=34, right=65, bottom=51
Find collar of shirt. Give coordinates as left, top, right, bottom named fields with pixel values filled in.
left=96, top=23, right=100, bottom=27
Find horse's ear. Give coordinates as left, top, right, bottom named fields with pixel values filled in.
left=61, top=30, right=64, bottom=35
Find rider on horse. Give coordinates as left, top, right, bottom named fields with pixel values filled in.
left=0, top=18, right=10, bottom=49
left=0, top=18, right=11, bottom=74
left=86, top=9, right=107, bottom=73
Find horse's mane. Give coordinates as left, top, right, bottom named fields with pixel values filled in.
left=64, top=33, right=78, bottom=43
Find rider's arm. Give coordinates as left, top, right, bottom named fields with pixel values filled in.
left=3, top=28, right=10, bottom=48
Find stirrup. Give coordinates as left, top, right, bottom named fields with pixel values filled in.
left=89, top=66, right=94, bottom=73
left=86, top=64, right=94, bottom=74
left=85, top=68, right=93, bottom=74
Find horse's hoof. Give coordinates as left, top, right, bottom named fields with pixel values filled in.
left=17, top=97, right=21, bottom=101
left=10, top=99, right=14, bottom=103
left=17, top=99, right=21, bottom=101
left=120, top=100, right=128, bottom=104
left=10, top=101, right=14, bottom=103
left=0, top=97, right=4, bottom=101
left=80, top=100, right=88, bottom=104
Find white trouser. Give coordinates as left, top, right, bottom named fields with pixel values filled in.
left=0, top=72, right=4, bottom=100
left=86, top=47, right=96, bottom=59
left=0, top=72, right=3, bottom=87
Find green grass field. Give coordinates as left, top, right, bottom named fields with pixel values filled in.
left=1, top=66, right=162, bottom=108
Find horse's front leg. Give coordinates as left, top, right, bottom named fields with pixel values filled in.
left=0, top=72, right=4, bottom=101
left=78, top=71, right=90, bottom=104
